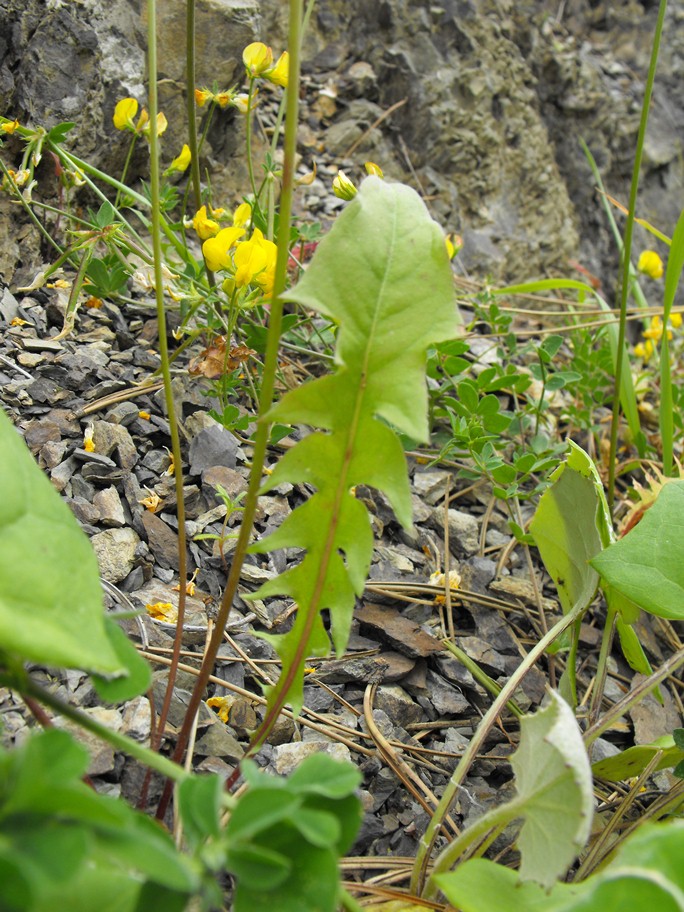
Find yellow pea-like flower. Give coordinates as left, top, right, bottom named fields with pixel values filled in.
left=192, top=205, right=220, bottom=240
left=167, top=144, right=191, bottom=173
left=264, top=51, right=289, bottom=88
left=243, top=42, right=274, bottom=77
left=202, top=226, right=245, bottom=272
left=637, top=250, right=664, bottom=280
left=113, top=97, right=138, bottom=131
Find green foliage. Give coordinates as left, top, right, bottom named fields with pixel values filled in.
left=83, top=254, right=130, bottom=298
left=529, top=440, right=607, bottom=617
left=248, top=177, right=459, bottom=719
left=435, top=820, right=684, bottom=912
left=0, top=729, right=200, bottom=911
left=0, top=406, right=142, bottom=683
left=224, top=755, right=362, bottom=912
left=510, top=691, right=594, bottom=888
left=592, top=732, right=684, bottom=782
left=591, top=480, right=684, bottom=620
left=427, top=692, right=593, bottom=894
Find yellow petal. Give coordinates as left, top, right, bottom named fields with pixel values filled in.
left=233, top=202, right=252, bottom=228
left=637, top=250, right=664, bottom=280
left=264, top=51, right=289, bottom=87
left=202, top=226, right=245, bottom=272
left=192, top=205, right=220, bottom=240
left=168, top=144, right=191, bottom=172
left=113, top=97, right=138, bottom=131
left=243, top=42, right=273, bottom=77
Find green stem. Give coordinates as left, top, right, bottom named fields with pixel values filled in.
left=607, top=0, right=667, bottom=510
left=424, top=798, right=525, bottom=898
left=442, top=639, right=523, bottom=720
left=413, top=602, right=584, bottom=896
left=245, top=76, right=260, bottom=204
left=185, top=0, right=202, bottom=214
left=588, top=603, right=617, bottom=727
left=147, top=0, right=190, bottom=794
left=115, top=134, right=138, bottom=209
left=156, top=0, right=303, bottom=817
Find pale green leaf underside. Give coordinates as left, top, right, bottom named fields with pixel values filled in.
left=530, top=441, right=606, bottom=615
left=249, top=178, right=460, bottom=715
left=511, top=691, right=593, bottom=888
left=0, top=407, right=124, bottom=676
left=591, top=480, right=684, bottom=620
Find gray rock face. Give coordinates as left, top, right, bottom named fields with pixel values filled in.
left=262, top=0, right=684, bottom=286
left=2, top=0, right=682, bottom=289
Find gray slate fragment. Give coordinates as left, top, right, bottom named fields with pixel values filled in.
left=93, top=486, right=126, bottom=527
left=91, top=527, right=140, bottom=583
left=425, top=670, right=469, bottom=715
left=271, top=741, right=352, bottom=776
left=141, top=511, right=183, bottom=570
left=91, top=420, right=138, bottom=470
left=189, top=423, right=239, bottom=475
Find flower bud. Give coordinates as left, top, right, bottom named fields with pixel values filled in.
left=332, top=170, right=357, bottom=201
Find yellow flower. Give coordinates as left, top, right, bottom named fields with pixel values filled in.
left=146, top=602, right=177, bottom=623
left=233, top=201, right=252, bottom=228
left=141, top=111, right=168, bottom=138
left=139, top=489, right=162, bottom=512
left=207, top=696, right=232, bottom=724
left=637, top=250, right=664, bottom=279
left=83, top=425, right=95, bottom=453
left=192, top=205, right=220, bottom=240
left=670, top=312, right=682, bottom=329
left=10, top=317, right=29, bottom=326
left=445, top=233, right=462, bottom=260
left=195, top=88, right=213, bottom=107
left=166, top=144, right=191, bottom=173
left=162, top=447, right=175, bottom=477
left=364, top=161, right=383, bottom=178
left=332, top=170, right=357, bottom=200
left=643, top=315, right=668, bottom=341
left=113, top=97, right=139, bottom=131
left=173, top=568, right=199, bottom=597
left=264, top=51, right=289, bottom=87
left=215, top=91, right=234, bottom=109
left=233, top=228, right=277, bottom=292
left=634, top=340, right=654, bottom=362
left=202, top=226, right=245, bottom=272
left=243, top=42, right=274, bottom=77
left=138, top=411, right=151, bottom=420
left=1, top=118, right=19, bottom=134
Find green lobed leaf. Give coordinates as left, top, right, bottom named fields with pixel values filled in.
left=591, top=480, right=684, bottom=619
left=510, top=691, right=594, bottom=888
left=530, top=440, right=609, bottom=616
left=0, top=407, right=125, bottom=676
left=248, top=177, right=460, bottom=718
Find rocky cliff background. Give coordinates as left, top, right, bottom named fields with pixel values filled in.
left=1, top=0, right=682, bottom=293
